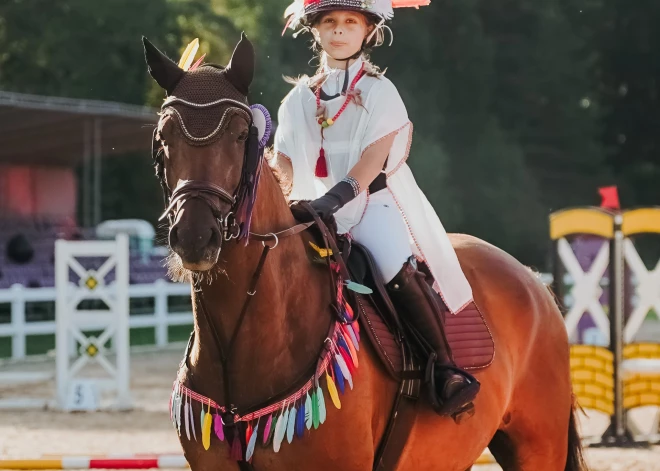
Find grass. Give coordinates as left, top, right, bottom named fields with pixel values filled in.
left=0, top=324, right=194, bottom=359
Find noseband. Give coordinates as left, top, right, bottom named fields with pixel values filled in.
left=153, top=97, right=268, bottom=242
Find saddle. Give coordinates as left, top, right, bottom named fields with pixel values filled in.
left=343, top=241, right=495, bottom=380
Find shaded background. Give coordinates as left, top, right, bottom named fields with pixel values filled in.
left=1, top=0, right=658, bottom=270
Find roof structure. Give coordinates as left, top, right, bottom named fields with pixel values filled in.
left=0, top=90, right=158, bottom=167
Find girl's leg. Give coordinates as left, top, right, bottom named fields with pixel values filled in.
left=349, top=191, right=412, bottom=284
left=351, top=191, right=479, bottom=419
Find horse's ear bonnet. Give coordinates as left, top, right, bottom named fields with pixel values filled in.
left=143, top=37, right=184, bottom=95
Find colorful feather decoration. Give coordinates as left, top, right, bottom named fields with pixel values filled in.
left=264, top=416, right=277, bottom=447
left=184, top=396, right=191, bottom=441
left=189, top=53, right=206, bottom=72
left=230, top=428, right=243, bottom=461
left=262, top=414, right=272, bottom=445
left=245, top=424, right=259, bottom=461
left=202, top=405, right=212, bottom=451
left=333, top=359, right=346, bottom=395
left=336, top=353, right=353, bottom=390
left=349, top=321, right=360, bottom=341
left=339, top=346, right=356, bottom=376
left=176, top=395, right=182, bottom=435
left=311, top=390, right=320, bottom=430
left=339, top=335, right=359, bottom=368
left=317, top=386, right=327, bottom=424
left=345, top=302, right=355, bottom=322
left=273, top=407, right=289, bottom=452
left=296, top=401, right=306, bottom=438
left=343, top=324, right=360, bottom=352
left=341, top=334, right=359, bottom=368
left=345, top=280, right=373, bottom=294
left=326, top=372, right=341, bottom=409
left=286, top=405, right=297, bottom=444
left=305, top=393, right=313, bottom=430
left=168, top=281, right=362, bottom=455
left=189, top=401, right=197, bottom=442
left=178, top=38, right=200, bottom=71
left=213, top=414, right=225, bottom=442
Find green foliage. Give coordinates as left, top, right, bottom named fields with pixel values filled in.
left=1, top=0, right=658, bottom=268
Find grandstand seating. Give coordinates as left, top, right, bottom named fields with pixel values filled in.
left=0, top=216, right=168, bottom=288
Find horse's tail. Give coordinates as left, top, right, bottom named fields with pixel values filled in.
left=565, top=398, right=588, bottom=471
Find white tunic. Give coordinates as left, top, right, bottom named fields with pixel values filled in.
left=273, top=59, right=473, bottom=313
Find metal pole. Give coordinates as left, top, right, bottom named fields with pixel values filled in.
left=93, top=118, right=102, bottom=226
left=612, top=214, right=626, bottom=439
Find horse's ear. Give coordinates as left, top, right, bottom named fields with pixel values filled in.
left=224, top=33, right=255, bottom=96
left=142, top=36, right=184, bottom=95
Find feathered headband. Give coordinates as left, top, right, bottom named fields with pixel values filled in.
left=283, top=0, right=430, bottom=33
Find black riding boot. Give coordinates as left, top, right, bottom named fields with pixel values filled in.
left=387, top=256, right=479, bottom=419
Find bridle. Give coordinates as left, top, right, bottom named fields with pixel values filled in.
left=152, top=96, right=265, bottom=243
left=152, top=94, right=321, bottom=408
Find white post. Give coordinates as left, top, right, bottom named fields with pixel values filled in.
left=115, top=234, right=131, bottom=409
left=10, top=284, right=26, bottom=360
left=55, top=239, right=69, bottom=409
left=154, top=279, right=168, bottom=347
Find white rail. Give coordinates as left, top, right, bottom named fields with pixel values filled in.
left=0, top=279, right=192, bottom=361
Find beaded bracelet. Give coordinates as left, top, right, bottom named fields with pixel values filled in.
left=342, top=176, right=361, bottom=197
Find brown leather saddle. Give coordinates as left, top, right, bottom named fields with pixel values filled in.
left=341, top=240, right=495, bottom=470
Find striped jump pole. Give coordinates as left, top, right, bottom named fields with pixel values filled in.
left=0, top=453, right=500, bottom=469
left=0, top=455, right=188, bottom=470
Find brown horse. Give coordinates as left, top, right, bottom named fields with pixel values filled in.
left=143, top=34, right=585, bottom=471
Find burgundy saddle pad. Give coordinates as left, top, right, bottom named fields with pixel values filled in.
left=358, top=297, right=494, bottom=379
left=444, top=302, right=495, bottom=370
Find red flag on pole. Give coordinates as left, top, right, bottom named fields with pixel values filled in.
left=599, top=186, right=620, bottom=210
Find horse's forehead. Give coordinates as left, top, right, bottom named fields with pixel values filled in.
left=164, top=66, right=249, bottom=144
left=172, top=66, right=245, bottom=103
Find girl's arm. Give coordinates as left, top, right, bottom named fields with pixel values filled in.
left=347, top=132, right=396, bottom=192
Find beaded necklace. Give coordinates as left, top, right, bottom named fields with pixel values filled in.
left=314, top=62, right=365, bottom=178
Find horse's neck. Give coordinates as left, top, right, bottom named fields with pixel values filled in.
left=188, top=166, right=332, bottom=409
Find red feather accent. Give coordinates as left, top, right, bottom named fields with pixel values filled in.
left=189, top=54, right=206, bottom=71
left=340, top=347, right=356, bottom=375
left=305, top=0, right=321, bottom=5
left=315, top=148, right=328, bottom=178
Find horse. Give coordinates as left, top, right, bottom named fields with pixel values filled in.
left=143, top=34, right=585, bottom=471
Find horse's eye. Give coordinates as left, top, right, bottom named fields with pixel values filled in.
left=237, top=131, right=249, bottom=142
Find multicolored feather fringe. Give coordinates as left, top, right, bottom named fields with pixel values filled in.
left=170, top=283, right=361, bottom=461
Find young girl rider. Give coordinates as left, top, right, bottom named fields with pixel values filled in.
left=273, top=0, right=480, bottom=418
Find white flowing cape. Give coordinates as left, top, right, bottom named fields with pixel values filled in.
left=274, top=75, right=473, bottom=313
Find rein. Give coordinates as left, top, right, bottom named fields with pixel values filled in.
left=195, top=221, right=315, bottom=416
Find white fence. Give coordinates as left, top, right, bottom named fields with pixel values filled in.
left=0, top=279, right=193, bottom=361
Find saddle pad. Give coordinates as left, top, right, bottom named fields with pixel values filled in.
left=445, top=302, right=494, bottom=370
left=358, top=298, right=494, bottom=376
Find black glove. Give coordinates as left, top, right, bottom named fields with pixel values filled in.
left=290, top=180, right=357, bottom=223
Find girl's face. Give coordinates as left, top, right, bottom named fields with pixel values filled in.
left=313, top=11, right=374, bottom=60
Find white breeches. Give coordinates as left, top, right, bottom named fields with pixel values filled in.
left=349, top=189, right=413, bottom=284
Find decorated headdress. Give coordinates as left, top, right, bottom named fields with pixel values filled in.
left=284, top=0, right=430, bottom=33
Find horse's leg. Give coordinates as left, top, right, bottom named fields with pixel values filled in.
left=487, top=430, right=517, bottom=470
left=488, top=299, right=575, bottom=471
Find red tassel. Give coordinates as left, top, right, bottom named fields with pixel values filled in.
left=315, top=148, right=328, bottom=178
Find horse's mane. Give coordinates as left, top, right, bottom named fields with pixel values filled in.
left=264, top=147, right=292, bottom=200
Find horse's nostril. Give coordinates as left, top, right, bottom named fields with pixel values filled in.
left=169, top=226, right=179, bottom=247
left=209, top=226, right=221, bottom=248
